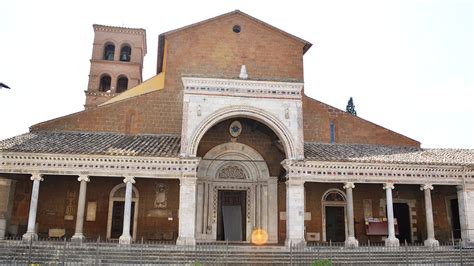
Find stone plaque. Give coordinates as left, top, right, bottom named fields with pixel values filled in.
left=363, top=199, right=372, bottom=218
left=86, top=201, right=97, bottom=221
left=64, top=190, right=76, bottom=220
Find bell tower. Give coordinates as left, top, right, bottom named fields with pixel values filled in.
left=84, top=24, right=146, bottom=109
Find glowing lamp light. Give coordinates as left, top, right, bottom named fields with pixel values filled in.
left=251, top=228, right=268, bottom=245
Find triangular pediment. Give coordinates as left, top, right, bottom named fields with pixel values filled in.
left=162, top=10, right=312, bottom=53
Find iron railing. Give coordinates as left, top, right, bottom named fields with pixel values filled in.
left=0, top=237, right=473, bottom=265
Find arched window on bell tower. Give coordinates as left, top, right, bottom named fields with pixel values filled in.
left=99, top=74, right=112, bottom=92
left=120, top=45, right=131, bottom=62
left=116, top=76, right=128, bottom=93
left=103, top=43, right=115, bottom=61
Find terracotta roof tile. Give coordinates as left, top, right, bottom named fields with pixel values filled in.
left=0, top=132, right=180, bottom=157
left=304, top=142, right=474, bottom=167
left=1, top=133, right=472, bottom=166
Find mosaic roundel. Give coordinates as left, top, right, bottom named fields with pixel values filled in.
left=229, top=120, right=242, bottom=137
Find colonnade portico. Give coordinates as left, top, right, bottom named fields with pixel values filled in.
left=284, top=171, right=454, bottom=247
left=2, top=156, right=472, bottom=247
left=15, top=172, right=199, bottom=245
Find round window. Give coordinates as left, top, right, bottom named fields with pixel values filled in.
left=233, top=25, right=241, bottom=33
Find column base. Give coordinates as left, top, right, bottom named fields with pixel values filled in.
left=119, top=235, right=132, bottom=245
left=285, top=238, right=306, bottom=248
left=462, top=239, right=474, bottom=248
left=22, top=232, right=38, bottom=242
left=344, top=237, right=359, bottom=248
left=385, top=237, right=399, bottom=247
left=424, top=238, right=439, bottom=247
left=71, top=234, right=86, bottom=243
left=176, top=236, right=196, bottom=246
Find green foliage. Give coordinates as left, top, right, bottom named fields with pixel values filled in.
left=346, top=97, right=357, bottom=116
left=311, top=259, right=333, bottom=266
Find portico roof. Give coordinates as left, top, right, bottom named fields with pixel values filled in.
left=0, top=131, right=181, bottom=157
left=0, top=132, right=472, bottom=167
left=304, top=142, right=474, bottom=167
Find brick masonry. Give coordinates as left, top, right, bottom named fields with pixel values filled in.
left=30, top=12, right=419, bottom=148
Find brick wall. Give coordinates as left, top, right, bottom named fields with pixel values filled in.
left=85, top=25, right=146, bottom=108
left=302, top=96, right=420, bottom=147
left=31, top=12, right=305, bottom=136
left=31, top=12, right=419, bottom=148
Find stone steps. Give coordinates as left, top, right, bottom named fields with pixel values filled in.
left=0, top=241, right=473, bottom=265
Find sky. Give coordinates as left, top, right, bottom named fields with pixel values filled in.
left=0, top=0, right=472, bottom=149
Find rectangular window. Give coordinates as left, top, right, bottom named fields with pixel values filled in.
left=330, top=121, right=335, bottom=143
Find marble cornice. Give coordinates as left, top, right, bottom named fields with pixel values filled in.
left=0, top=152, right=199, bottom=178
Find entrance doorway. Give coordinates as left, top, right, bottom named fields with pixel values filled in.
left=325, top=206, right=345, bottom=242
left=217, top=190, right=246, bottom=241
left=393, top=203, right=411, bottom=243
left=450, top=199, right=461, bottom=239
left=111, top=201, right=135, bottom=239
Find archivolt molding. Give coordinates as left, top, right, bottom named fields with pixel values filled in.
left=0, top=152, right=199, bottom=178
left=197, top=142, right=270, bottom=181
left=283, top=160, right=473, bottom=185
left=186, top=105, right=301, bottom=159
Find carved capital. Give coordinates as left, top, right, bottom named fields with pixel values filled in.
left=77, top=175, right=90, bottom=182
left=30, top=173, right=43, bottom=182
left=343, top=182, right=355, bottom=190
left=180, top=177, right=197, bottom=186
left=123, top=176, right=135, bottom=184
left=420, top=184, right=434, bottom=191
left=286, top=179, right=304, bottom=187
left=383, top=182, right=395, bottom=190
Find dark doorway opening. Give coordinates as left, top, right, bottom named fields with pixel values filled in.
left=111, top=201, right=135, bottom=239
left=450, top=198, right=461, bottom=239
left=217, top=190, right=246, bottom=241
left=325, top=206, right=345, bottom=242
left=393, top=203, right=411, bottom=243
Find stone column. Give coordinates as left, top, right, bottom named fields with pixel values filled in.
left=344, top=182, right=358, bottom=247
left=267, top=178, right=278, bottom=244
left=457, top=185, right=474, bottom=246
left=285, top=179, right=305, bottom=246
left=383, top=182, right=399, bottom=247
left=119, top=176, right=135, bottom=245
left=22, top=173, right=43, bottom=241
left=177, top=177, right=197, bottom=245
left=72, top=175, right=90, bottom=243
left=420, top=184, right=439, bottom=246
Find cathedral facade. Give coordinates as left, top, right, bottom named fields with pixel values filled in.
left=0, top=11, right=473, bottom=247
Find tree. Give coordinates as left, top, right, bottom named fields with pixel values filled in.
left=346, top=97, right=357, bottom=116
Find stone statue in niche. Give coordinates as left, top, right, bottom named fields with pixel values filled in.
left=64, top=190, right=76, bottom=220
left=147, top=183, right=172, bottom=218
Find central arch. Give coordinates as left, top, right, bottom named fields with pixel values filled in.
left=186, top=106, right=299, bottom=159
left=195, top=142, right=278, bottom=243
